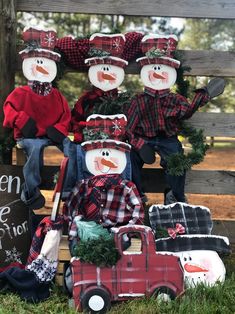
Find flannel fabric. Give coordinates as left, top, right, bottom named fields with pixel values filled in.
left=84, top=114, right=127, bottom=141
left=56, top=32, right=144, bottom=70
left=28, top=81, right=52, bottom=96
left=156, top=235, right=231, bottom=255
left=81, top=139, right=131, bottom=153
left=125, top=87, right=210, bottom=150
left=89, top=34, right=125, bottom=57
left=70, top=87, right=119, bottom=143
left=85, top=56, right=127, bottom=68
left=26, top=215, right=64, bottom=266
left=63, top=174, right=144, bottom=233
left=56, top=36, right=90, bottom=70
left=140, top=35, right=178, bottom=56
left=149, top=202, right=213, bottom=235
left=22, top=28, right=57, bottom=50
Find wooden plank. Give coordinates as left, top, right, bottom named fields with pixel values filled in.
left=213, top=220, right=235, bottom=245
left=15, top=48, right=235, bottom=77
left=187, top=112, right=235, bottom=137
left=142, top=169, right=235, bottom=194
left=16, top=0, right=235, bottom=19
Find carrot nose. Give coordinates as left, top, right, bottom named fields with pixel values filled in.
left=153, top=72, right=166, bottom=79
left=101, top=158, right=118, bottom=168
left=184, top=263, right=209, bottom=273
left=101, top=73, right=116, bottom=81
left=36, top=65, right=49, bottom=75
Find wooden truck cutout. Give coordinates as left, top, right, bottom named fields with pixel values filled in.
left=70, top=224, right=184, bottom=313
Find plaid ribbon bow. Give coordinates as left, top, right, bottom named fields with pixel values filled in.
left=167, top=223, right=185, bottom=239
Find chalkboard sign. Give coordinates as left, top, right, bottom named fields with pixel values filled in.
left=0, top=165, right=31, bottom=267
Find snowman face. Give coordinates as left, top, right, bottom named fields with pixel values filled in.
left=88, top=64, right=125, bottom=91
left=174, top=250, right=226, bottom=287
left=85, top=147, right=127, bottom=176
left=140, top=63, right=177, bottom=90
left=22, top=57, right=57, bottom=82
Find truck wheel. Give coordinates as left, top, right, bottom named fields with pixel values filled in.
left=153, top=286, right=176, bottom=302
left=81, top=288, right=111, bottom=313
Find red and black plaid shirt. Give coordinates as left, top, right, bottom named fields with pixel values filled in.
left=125, top=87, right=210, bottom=150
left=71, top=87, right=119, bottom=142
left=63, top=174, right=144, bottom=230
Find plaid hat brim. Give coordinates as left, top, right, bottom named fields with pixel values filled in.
left=137, top=56, right=180, bottom=69
left=85, top=56, right=128, bottom=68
left=19, top=48, right=61, bottom=62
left=81, top=139, right=131, bottom=153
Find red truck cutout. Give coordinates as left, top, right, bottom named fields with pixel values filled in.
left=71, top=224, right=184, bottom=313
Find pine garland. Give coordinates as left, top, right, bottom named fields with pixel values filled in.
left=91, top=92, right=132, bottom=115
left=166, top=122, right=209, bottom=176
left=88, top=48, right=111, bottom=58
left=72, top=236, right=121, bottom=267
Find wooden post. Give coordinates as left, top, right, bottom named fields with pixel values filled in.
left=0, top=0, right=16, bottom=164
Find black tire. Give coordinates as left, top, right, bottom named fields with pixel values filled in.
left=153, top=286, right=177, bottom=302
left=63, top=262, right=73, bottom=296
left=81, top=288, right=111, bottom=313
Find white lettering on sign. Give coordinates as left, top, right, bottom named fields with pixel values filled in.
left=0, top=175, right=21, bottom=194
left=0, top=206, right=28, bottom=249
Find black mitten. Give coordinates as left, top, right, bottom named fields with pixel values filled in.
left=138, top=143, right=156, bottom=164
left=21, top=118, right=37, bottom=138
left=46, top=126, right=66, bottom=144
left=197, top=78, right=226, bottom=99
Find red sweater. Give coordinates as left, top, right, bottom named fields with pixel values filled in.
left=3, top=86, right=71, bottom=140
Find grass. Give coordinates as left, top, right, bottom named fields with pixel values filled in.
left=0, top=258, right=234, bottom=314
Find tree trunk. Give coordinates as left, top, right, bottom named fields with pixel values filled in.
left=0, top=0, right=16, bottom=164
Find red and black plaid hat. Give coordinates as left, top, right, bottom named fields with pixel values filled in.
left=136, top=34, right=180, bottom=69
left=19, top=27, right=61, bottom=62
left=81, top=139, right=131, bottom=153
left=84, top=114, right=127, bottom=141
left=85, top=33, right=128, bottom=68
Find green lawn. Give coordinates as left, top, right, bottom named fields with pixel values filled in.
left=0, top=258, right=234, bottom=314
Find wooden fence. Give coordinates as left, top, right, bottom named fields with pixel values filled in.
left=0, top=0, right=235, bottom=246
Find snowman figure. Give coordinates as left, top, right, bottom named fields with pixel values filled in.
left=3, top=27, right=71, bottom=209
left=125, top=34, right=225, bottom=204
left=63, top=134, right=144, bottom=242
left=70, top=33, right=128, bottom=144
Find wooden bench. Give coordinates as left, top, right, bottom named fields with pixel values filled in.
left=0, top=0, right=235, bottom=280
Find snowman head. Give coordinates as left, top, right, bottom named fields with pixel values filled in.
left=22, top=57, right=57, bottom=82
left=137, top=34, right=180, bottom=90
left=139, top=63, right=177, bottom=90
left=87, top=63, right=125, bottom=91
left=19, top=27, right=61, bottom=82
left=175, top=250, right=226, bottom=287
left=81, top=140, right=131, bottom=176
left=85, top=33, right=128, bottom=91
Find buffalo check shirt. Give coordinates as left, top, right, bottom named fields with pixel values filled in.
left=125, top=87, right=210, bottom=150
left=63, top=174, right=144, bottom=235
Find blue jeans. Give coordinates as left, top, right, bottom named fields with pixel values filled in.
left=131, top=136, right=186, bottom=201
left=17, top=137, right=71, bottom=205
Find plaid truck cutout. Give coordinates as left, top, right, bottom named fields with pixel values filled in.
left=149, top=202, right=213, bottom=235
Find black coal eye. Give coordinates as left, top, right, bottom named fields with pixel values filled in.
left=184, top=257, right=187, bottom=261
left=106, top=151, right=109, bottom=156
left=37, top=60, right=40, bottom=64
left=102, top=151, right=105, bottom=156
left=40, top=60, right=43, bottom=64
left=189, top=256, right=192, bottom=261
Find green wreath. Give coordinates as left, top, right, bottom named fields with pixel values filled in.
left=166, top=122, right=209, bottom=176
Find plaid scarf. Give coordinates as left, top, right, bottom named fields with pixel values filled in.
left=28, top=80, right=52, bottom=96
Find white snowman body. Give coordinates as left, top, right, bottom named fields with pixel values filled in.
left=87, top=62, right=125, bottom=92
left=22, top=56, right=57, bottom=82
left=82, top=139, right=129, bottom=176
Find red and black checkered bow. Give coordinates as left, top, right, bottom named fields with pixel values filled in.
left=167, top=223, right=185, bottom=239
